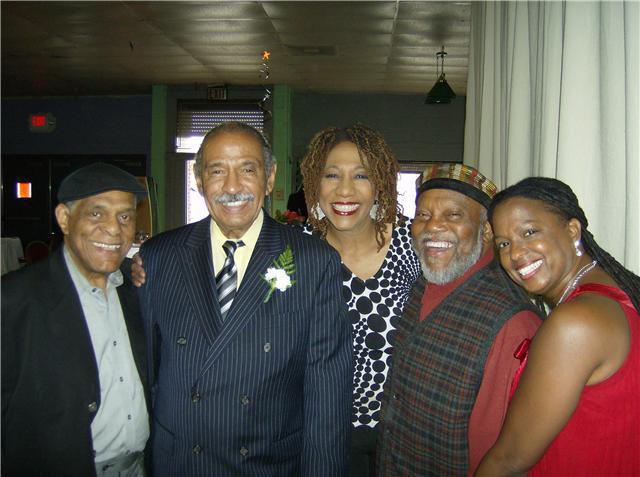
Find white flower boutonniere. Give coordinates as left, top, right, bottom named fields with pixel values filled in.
left=262, top=245, right=296, bottom=303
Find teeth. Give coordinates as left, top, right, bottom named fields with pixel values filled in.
left=518, top=259, right=542, bottom=276
left=425, top=241, right=453, bottom=249
left=333, top=203, right=359, bottom=212
left=225, top=201, right=247, bottom=207
left=93, top=242, right=120, bottom=251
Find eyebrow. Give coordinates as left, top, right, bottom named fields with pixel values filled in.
left=514, top=220, right=538, bottom=228
left=88, top=203, right=136, bottom=213
left=323, top=164, right=368, bottom=171
left=207, top=159, right=260, bottom=168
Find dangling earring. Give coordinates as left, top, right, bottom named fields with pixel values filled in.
left=574, top=239, right=583, bottom=257
left=369, top=199, right=379, bottom=220
left=313, top=203, right=325, bottom=220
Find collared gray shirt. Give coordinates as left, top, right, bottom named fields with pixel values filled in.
left=63, top=247, right=149, bottom=463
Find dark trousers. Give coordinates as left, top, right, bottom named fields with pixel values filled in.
left=348, top=426, right=378, bottom=477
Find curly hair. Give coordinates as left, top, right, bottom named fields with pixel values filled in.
left=488, top=177, right=640, bottom=313
left=300, top=124, right=400, bottom=250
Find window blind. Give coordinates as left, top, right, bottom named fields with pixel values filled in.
left=176, top=102, right=264, bottom=153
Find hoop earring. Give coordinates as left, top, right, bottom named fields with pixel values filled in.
left=313, top=203, right=325, bottom=220
left=369, top=200, right=379, bottom=220
left=574, top=239, right=583, bottom=257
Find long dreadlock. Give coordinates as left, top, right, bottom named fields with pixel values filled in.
left=300, top=124, right=400, bottom=251
left=488, top=177, right=640, bottom=313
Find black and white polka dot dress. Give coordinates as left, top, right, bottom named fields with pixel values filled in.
left=304, top=218, right=421, bottom=428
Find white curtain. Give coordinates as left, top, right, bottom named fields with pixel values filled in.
left=464, top=0, right=639, bottom=274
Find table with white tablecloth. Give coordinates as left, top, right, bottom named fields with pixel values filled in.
left=1, top=237, right=24, bottom=275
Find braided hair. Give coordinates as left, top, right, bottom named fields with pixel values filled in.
left=488, top=177, right=640, bottom=313
left=300, top=124, right=400, bottom=250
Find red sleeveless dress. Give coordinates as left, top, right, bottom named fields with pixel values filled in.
left=527, top=284, right=640, bottom=476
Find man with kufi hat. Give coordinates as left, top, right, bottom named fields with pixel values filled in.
left=2, top=162, right=150, bottom=476
left=377, top=164, right=543, bottom=476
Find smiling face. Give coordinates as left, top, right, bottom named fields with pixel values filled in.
left=55, top=190, right=137, bottom=289
left=318, top=141, right=376, bottom=234
left=491, top=197, right=582, bottom=301
left=196, top=131, right=276, bottom=239
left=412, top=188, right=492, bottom=284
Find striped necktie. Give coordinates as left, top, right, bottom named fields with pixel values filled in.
left=216, top=240, right=244, bottom=320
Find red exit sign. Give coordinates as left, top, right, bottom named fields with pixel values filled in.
left=29, top=112, right=56, bottom=133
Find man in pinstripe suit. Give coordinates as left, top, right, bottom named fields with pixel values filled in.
left=138, top=122, right=352, bottom=476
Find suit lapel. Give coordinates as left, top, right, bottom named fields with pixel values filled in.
left=50, top=250, right=148, bottom=412
left=199, top=215, right=284, bottom=376
left=46, top=250, right=101, bottom=409
left=179, top=217, right=222, bottom=345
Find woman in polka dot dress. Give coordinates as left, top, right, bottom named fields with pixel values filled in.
left=300, top=124, right=421, bottom=477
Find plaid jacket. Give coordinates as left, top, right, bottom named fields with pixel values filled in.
left=377, top=259, right=540, bottom=476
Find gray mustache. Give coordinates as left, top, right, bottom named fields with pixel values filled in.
left=214, top=193, right=255, bottom=204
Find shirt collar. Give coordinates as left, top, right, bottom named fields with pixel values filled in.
left=63, top=245, right=123, bottom=292
left=211, top=208, right=263, bottom=250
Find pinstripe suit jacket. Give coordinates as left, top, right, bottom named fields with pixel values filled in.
left=139, top=213, right=353, bottom=476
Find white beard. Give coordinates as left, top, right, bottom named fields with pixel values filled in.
left=414, top=225, right=484, bottom=285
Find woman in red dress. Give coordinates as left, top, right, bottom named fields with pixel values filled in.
left=475, top=177, right=640, bottom=476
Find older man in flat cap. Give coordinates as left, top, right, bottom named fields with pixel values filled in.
left=377, top=164, right=543, bottom=476
left=2, top=162, right=150, bottom=477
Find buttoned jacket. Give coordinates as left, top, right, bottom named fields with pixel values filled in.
left=139, top=213, right=353, bottom=476
left=1, top=248, right=148, bottom=477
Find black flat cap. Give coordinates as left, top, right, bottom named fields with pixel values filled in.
left=57, top=162, right=147, bottom=203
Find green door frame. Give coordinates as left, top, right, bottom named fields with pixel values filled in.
left=270, top=84, right=293, bottom=214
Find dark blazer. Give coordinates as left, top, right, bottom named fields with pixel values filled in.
left=1, top=248, right=148, bottom=477
left=139, top=214, right=353, bottom=476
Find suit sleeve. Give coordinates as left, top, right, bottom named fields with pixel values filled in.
left=301, top=250, right=353, bottom=476
left=138, top=244, right=159, bottom=397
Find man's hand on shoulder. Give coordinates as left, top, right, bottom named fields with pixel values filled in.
left=131, top=252, right=146, bottom=287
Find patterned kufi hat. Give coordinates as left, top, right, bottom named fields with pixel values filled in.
left=417, top=163, right=497, bottom=209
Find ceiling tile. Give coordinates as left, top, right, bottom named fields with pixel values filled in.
left=2, top=1, right=470, bottom=96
